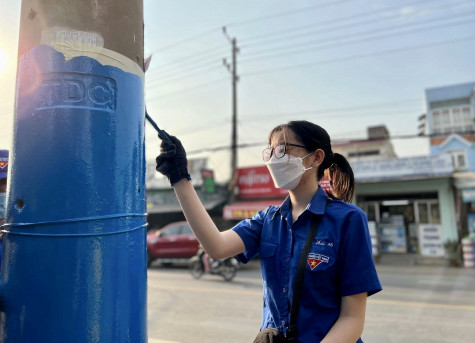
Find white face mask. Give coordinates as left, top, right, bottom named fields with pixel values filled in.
left=266, top=152, right=314, bottom=190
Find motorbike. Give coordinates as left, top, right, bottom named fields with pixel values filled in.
left=188, top=247, right=239, bottom=282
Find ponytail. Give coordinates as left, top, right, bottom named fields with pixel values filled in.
left=326, top=153, right=354, bottom=203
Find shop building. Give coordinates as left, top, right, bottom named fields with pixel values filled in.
left=332, top=121, right=460, bottom=264
left=353, top=155, right=456, bottom=264
left=419, top=81, right=475, bottom=247
left=421, top=81, right=475, bottom=171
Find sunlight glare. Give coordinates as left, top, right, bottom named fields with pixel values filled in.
left=0, top=48, right=8, bottom=75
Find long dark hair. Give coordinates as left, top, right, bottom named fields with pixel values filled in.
left=268, top=120, right=355, bottom=203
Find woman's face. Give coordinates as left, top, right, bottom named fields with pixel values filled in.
left=269, top=129, right=315, bottom=168
left=269, top=128, right=326, bottom=187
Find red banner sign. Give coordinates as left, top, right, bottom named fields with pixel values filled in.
left=237, top=165, right=332, bottom=198
left=223, top=199, right=284, bottom=219
left=237, top=166, right=287, bottom=198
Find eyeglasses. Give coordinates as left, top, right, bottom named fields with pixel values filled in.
left=262, top=143, right=307, bottom=162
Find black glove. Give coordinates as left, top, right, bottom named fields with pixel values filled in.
left=156, top=134, right=191, bottom=186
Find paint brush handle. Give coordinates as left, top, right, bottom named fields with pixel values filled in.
left=145, top=110, right=172, bottom=142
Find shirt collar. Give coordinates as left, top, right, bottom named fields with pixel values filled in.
left=306, top=187, right=329, bottom=215
left=271, top=187, right=328, bottom=219
left=271, top=196, right=290, bottom=220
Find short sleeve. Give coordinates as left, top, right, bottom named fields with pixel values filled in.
left=338, top=209, right=382, bottom=297
left=232, top=208, right=268, bottom=264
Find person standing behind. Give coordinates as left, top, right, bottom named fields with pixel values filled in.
left=156, top=120, right=381, bottom=342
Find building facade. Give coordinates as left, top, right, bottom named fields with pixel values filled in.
left=353, top=155, right=456, bottom=264
left=421, top=82, right=475, bottom=243
left=422, top=82, right=475, bottom=171
left=331, top=123, right=460, bottom=264
left=333, top=125, right=397, bottom=162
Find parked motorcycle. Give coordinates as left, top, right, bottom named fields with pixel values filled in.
left=188, top=247, right=239, bottom=282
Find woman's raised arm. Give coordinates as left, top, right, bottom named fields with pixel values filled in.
left=156, top=135, right=245, bottom=259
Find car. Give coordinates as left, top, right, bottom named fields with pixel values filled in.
left=146, top=221, right=200, bottom=267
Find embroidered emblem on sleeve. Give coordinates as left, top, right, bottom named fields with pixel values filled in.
left=307, top=253, right=329, bottom=270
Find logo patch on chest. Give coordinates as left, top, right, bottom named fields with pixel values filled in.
left=307, top=253, right=330, bottom=270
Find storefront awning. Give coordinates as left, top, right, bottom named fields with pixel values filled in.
left=353, top=155, right=454, bottom=182
left=223, top=199, right=284, bottom=219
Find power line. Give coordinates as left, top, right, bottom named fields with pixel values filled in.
left=146, top=108, right=423, bottom=146
left=176, top=120, right=229, bottom=136
left=239, top=0, right=462, bottom=43
left=147, top=10, right=474, bottom=85
left=144, top=0, right=451, bottom=74
left=146, top=77, right=229, bottom=101
left=146, top=64, right=224, bottom=87
left=147, top=15, right=474, bottom=87
left=224, top=0, right=358, bottom=28
left=146, top=54, right=225, bottom=81
left=155, top=103, right=427, bottom=152
left=163, top=107, right=424, bottom=150
left=144, top=120, right=230, bottom=142
left=144, top=100, right=423, bottom=140
left=148, top=27, right=221, bottom=54
left=240, top=15, right=475, bottom=63
left=173, top=108, right=422, bottom=143
left=241, top=3, right=475, bottom=52
left=146, top=0, right=357, bottom=54
left=146, top=45, right=229, bottom=76
left=240, top=99, right=422, bottom=120
left=241, top=34, right=475, bottom=77
left=297, top=107, right=423, bottom=120
left=145, top=0, right=356, bottom=54
left=143, top=2, right=473, bottom=89
left=187, top=141, right=264, bottom=155
left=147, top=18, right=475, bottom=90
left=186, top=132, right=432, bottom=156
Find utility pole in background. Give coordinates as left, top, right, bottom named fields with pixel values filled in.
left=222, top=27, right=239, bottom=191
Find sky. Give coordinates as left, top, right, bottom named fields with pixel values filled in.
left=1, top=0, right=475, bottom=182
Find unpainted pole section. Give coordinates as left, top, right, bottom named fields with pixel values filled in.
left=17, top=0, right=143, bottom=66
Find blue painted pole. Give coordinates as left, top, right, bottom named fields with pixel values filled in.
left=0, top=1, right=147, bottom=342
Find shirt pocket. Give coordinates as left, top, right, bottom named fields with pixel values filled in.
left=259, top=242, right=279, bottom=286
left=305, top=244, right=336, bottom=272
left=304, top=244, right=339, bottom=298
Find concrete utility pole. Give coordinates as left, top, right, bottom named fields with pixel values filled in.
left=0, top=1, right=147, bottom=342
left=223, top=27, right=239, bottom=185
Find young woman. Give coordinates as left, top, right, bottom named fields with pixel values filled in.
left=156, top=120, right=382, bottom=342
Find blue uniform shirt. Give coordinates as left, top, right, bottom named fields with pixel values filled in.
left=232, top=187, right=382, bottom=342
